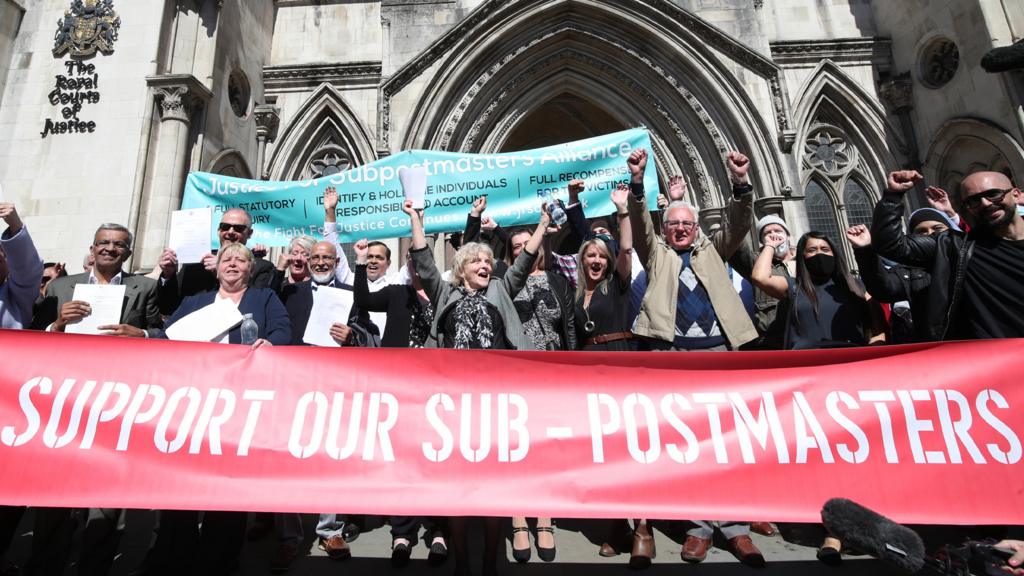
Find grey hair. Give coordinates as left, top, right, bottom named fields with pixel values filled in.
left=664, top=201, right=700, bottom=227
left=288, top=235, right=316, bottom=255
left=451, top=242, right=494, bottom=287
left=95, top=223, right=134, bottom=249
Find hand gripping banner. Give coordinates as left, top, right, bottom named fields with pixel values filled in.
left=0, top=330, right=1022, bottom=524
left=182, top=128, right=661, bottom=247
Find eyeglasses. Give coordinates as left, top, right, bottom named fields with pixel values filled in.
left=218, top=223, right=249, bottom=233
left=963, top=188, right=1010, bottom=210
left=309, top=255, right=336, bottom=263
left=94, top=239, right=130, bottom=251
left=664, top=220, right=697, bottom=230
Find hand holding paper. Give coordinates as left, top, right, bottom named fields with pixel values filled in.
left=302, top=286, right=354, bottom=347
left=399, top=166, right=427, bottom=209
left=63, top=284, right=126, bottom=335
left=168, top=207, right=213, bottom=264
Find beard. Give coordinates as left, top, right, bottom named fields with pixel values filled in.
left=974, top=204, right=1016, bottom=232
left=311, top=270, right=335, bottom=285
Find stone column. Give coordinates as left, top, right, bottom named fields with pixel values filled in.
left=879, top=73, right=919, bottom=170
left=136, top=74, right=212, bottom=269
left=253, top=104, right=280, bottom=180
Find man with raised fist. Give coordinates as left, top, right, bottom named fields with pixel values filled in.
left=871, top=169, right=1024, bottom=340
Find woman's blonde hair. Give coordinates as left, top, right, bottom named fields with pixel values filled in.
left=216, top=243, right=255, bottom=282
left=451, top=242, right=494, bottom=288
left=575, top=237, right=614, bottom=301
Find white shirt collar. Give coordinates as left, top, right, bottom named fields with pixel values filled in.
left=88, top=270, right=123, bottom=285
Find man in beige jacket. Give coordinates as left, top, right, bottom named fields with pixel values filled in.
left=626, top=147, right=764, bottom=567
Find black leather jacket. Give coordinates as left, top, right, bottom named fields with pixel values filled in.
left=870, top=192, right=974, bottom=341
left=853, top=245, right=931, bottom=342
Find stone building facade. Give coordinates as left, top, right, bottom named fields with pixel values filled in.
left=0, top=0, right=1021, bottom=271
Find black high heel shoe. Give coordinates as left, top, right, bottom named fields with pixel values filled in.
left=512, top=526, right=531, bottom=563
left=536, top=526, right=556, bottom=562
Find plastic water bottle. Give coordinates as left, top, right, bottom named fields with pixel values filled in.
left=545, top=193, right=568, bottom=226
left=240, top=313, right=258, bottom=345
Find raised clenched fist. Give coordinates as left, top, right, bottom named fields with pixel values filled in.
left=886, top=170, right=923, bottom=194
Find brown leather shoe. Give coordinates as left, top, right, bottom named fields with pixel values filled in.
left=680, top=535, right=711, bottom=563
left=729, top=535, right=765, bottom=567
left=750, top=522, right=776, bottom=537
left=629, top=523, right=656, bottom=569
left=599, top=542, right=619, bottom=557
left=321, top=536, right=351, bottom=560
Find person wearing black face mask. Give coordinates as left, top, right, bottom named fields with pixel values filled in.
left=750, top=230, right=884, bottom=564
left=750, top=230, right=885, bottom=350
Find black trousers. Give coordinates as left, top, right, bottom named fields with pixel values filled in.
left=146, top=510, right=246, bottom=576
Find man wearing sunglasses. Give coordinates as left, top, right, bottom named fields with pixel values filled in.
left=872, top=170, right=1024, bottom=341
left=156, top=208, right=276, bottom=314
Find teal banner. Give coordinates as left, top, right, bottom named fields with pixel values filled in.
left=182, top=128, right=660, bottom=246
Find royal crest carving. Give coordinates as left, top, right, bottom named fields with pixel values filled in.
left=53, top=0, right=121, bottom=59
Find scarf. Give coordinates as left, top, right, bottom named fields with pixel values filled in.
left=451, top=287, right=494, bottom=349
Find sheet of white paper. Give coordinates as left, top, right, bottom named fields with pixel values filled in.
left=168, top=207, right=213, bottom=264
left=399, top=166, right=427, bottom=209
left=165, top=298, right=244, bottom=342
left=302, top=286, right=354, bottom=347
left=0, top=182, right=6, bottom=202
left=65, top=284, right=127, bottom=335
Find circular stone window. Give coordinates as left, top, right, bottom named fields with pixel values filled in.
left=228, top=69, right=251, bottom=118
left=919, top=38, right=960, bottom=88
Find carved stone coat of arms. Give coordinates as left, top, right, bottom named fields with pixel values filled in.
left=52, top=0, right=121, bottom=58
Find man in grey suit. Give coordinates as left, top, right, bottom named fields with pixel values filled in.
left=32, top=223, right=161, bottom=336
left=27, top=222, right=161, bottom=576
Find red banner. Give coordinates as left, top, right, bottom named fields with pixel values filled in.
left=0, top=329, right=1020, bottom=524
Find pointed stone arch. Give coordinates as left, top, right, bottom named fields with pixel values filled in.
left=267, top=83, right=377, bottom=181
left=924, top=117, right=1024, bottom=193
left=382, top=0, right=790, bottom=210
left=792, top=60, right=898, bottom=263
left=792, top=60, right=899, bottom=191
left=206, top=148, right=253, bottom=179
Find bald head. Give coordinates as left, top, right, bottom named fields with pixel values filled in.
left=309, top=241, right=339, bottom=284
left=959, top=171, right=1021, bottom=231
left=960, top=171, right=1016, bottom=198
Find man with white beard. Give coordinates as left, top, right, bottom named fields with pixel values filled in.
left=273, top=240, right=376, bottom=571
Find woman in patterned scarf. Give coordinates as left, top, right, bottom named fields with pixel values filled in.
left=406, top=198, right=549, bottom=576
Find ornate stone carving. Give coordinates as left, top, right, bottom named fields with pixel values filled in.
left=428, top=26, right=721, bottom=205
left=153, top=86, right=193, bottom=122
left=804, top=130, right=853, bottom=175
left=436, top=21, right=766, bottom=206
left=380, top=0, right=792, bottom=149
left=146, top=74, right=213, bottom=124
left=53, top=0, right=121, bottom=59
left=263, top=61, right=383, bottom=91
left=770, top=38, right=893, bottom=67
left=310, top=150, right=352, bottom=177
left=802, top=124, right=858, bottom=178
left=879, top=72, right=914, bottom=112
left=254, top=104, right=281, bottom=142
left=920, top=38, right=959, bottom=88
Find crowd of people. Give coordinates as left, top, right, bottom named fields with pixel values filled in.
left=0, top=146, right=1023, bottom=576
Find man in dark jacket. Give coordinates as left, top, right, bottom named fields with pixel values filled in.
left=871, top=170, right=1024, bottom=340
left=851, top=208, right=959, bottom=343
left=155, top=208, right=275, bottom=314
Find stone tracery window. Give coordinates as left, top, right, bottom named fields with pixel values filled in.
left=804, top=130, right=854, bottom=176
left=310, top=149, right=352, bottom=178
left=801, top=123, right=875, bottom=266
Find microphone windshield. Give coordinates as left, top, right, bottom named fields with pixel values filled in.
left=821, top=498, right=926, bottom=573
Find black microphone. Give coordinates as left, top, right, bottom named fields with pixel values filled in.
left=821, top=498, right=927, bottom=573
